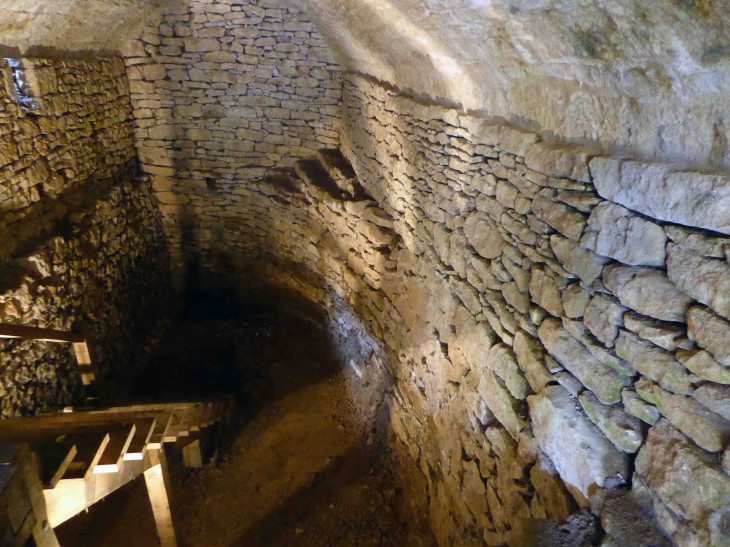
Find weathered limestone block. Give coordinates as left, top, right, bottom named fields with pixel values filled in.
left=483, top=289, right=519, bottom=335
left=622, top=389, right=660, bottom=425
left=578, top=390, right=645, bottom=453
left=451, top=278, right=482, bottom=316
left=513, top=331, right=552, bottom=394
left=531, top=194, right=587, bottom=241
left=590, top=157, right=730, bottom=236
left=580, top=202, right=667, bottom=266
left=687, top=306, right=730, bottom=366
left=667, top=243, right=730, bottom=320
left=550, top=234, right=609, bottom=285
left=615, top=331, right=694, bottom=395
left=693, top=383, right=730, bottom=421
left=583, top=293, right=627, bottom=348
left=561, top=283, right=590, bottom=319
left=523, top=142, right=594, bottom=182
left=676, top=349, right=730, bottom=385
left=462, top=459, right=489, bottom=516
left=665, top=225, right=729, bottom=258
left=477, top=368, right=528, bottom=440
left=456, top=309, right=497, bottom=367
left=554, top=370, right=585, bottom=397
left=495, top=180, right=518, bottom=209
left=622, top=311, right=688, bottom=352
left=463, top=212, right=503, bottom=259
left=538, top=318, right=629, bottom=404
left=603, top=264, right=691, bottom=323
left=497, top=125, right=539, bottom=157
left=635, top=419, right=730, bottom=533
left=600, top=488, right=675, bottom=547
left=635, top=378, right=730, bottom=452
left=184, top=38, right=221, bottom=52
left=562, top=318, right=636, bottom=377
left=501, top=281, right=529, bottom=314
left=529, top=269, right=564, bottom=317
left=528, top=385, right=629, bottom=504
left=487, top=343, right=530, bottom=400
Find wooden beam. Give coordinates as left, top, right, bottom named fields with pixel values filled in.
left=182, top=439, right=202, bottom=468
left=44, top=452, right=154, bottom=527
left=144, top=449, right=178, bottom=547
left=0, top=324, right=84, bottom=344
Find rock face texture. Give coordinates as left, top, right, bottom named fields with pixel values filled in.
left=117, top=51, right=729, bottom=542
left=4, top=0, right=730, bottom=171
left=2, top=3, right=730, bottom=547
left=0, top=57, right=171, bottom=416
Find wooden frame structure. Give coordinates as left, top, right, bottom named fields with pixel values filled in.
left=0, top=323, right=235, bottom=546
left=0, top=323, right=97, bottom=387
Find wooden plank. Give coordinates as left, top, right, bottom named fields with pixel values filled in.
left=13, top=444, right=60, bottom=547
left=0, top=324, right=84, bottom=344
left=12, top=511, right=36, bottom=547
left=144, top=449, right=178, bottom=547
left=0, top=409, right=171, bottom=434
left=93, top=423, right=135, bottom=474
left=56, top=432, right=109, bottom=481
left=124, top=417, right=156, bottom=461
left=182, top=439, right=202, bottom=469
left=147, top=413, right=173, bottom=450
left=32, top=442, right=77, bottom=488
left=45, top=450, right=155, bottom=527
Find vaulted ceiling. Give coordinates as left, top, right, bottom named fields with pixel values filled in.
left=2, top=0, right=730, bottom=167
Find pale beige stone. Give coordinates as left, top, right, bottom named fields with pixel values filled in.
left=635, top=378, right=730, bottom=453
left=538, top=318, right=629, bottom=404
left=667, top=243, right=730, bottom=320
left=580, top=202, right=667, bottom=267
left=602, top=263, right=691, bottom=323
left=687, top=306, right=730, bottom=367
left=528, top=385, right=629, bottom=502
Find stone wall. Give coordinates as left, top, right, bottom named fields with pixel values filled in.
left=0, top=57, right=170, bottom=416
left=340, top=74, right=730, bottom=547
left=122, top=0, right=342, bottom=279
left=168, top=71, right=730, bottom=546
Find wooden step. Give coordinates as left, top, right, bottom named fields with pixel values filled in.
left=91, top=423, right=135, bottom=474
left=61, top=432, right=110, bottom=481
left=123, top=417, right=157, bottom=461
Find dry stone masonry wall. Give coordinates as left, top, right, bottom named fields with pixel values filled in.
left=169, top=69, right=730, bottom=546
left=123, top=0, right=342, bottom=270
left=0, top=57, right=170, bottom=416
left=339, top=75, right=730, bottom=547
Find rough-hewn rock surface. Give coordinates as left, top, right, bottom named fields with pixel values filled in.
left=3, top=4, right=730, bottom=546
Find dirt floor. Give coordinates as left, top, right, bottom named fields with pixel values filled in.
left=55, top=293, right=436, bottom=547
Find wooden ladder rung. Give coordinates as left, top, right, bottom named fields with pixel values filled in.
left=123, top=417, right=157, bottom=461
left=93, top=423, right=136, bottom=474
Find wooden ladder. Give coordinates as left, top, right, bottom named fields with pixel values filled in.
left=0, top=323, right=235, bottom=546
left=0, top=397, right=235, bottom=546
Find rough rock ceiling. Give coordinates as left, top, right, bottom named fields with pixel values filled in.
left=1, top=0, right=730, bottom=166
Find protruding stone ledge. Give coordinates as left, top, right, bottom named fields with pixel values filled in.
left=590, top=156, right=730, bottom=236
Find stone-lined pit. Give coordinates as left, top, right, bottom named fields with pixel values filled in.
left=0, top=1, right=729, bottom=547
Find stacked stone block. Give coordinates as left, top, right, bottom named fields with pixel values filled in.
left=172, top=70, right=730, bottom=546
left=123, top=0, right=343, bottom=238
left=0, top=57, right=171, bottom=416
left=339, top=74, right=730, bottom=547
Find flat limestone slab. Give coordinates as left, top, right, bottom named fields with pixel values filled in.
left=590, top=157, right=730, bottom=236
left=528, top=385, right=629, bottom=503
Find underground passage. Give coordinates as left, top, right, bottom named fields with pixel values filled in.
left=0, top=1, right=729, bottom=546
